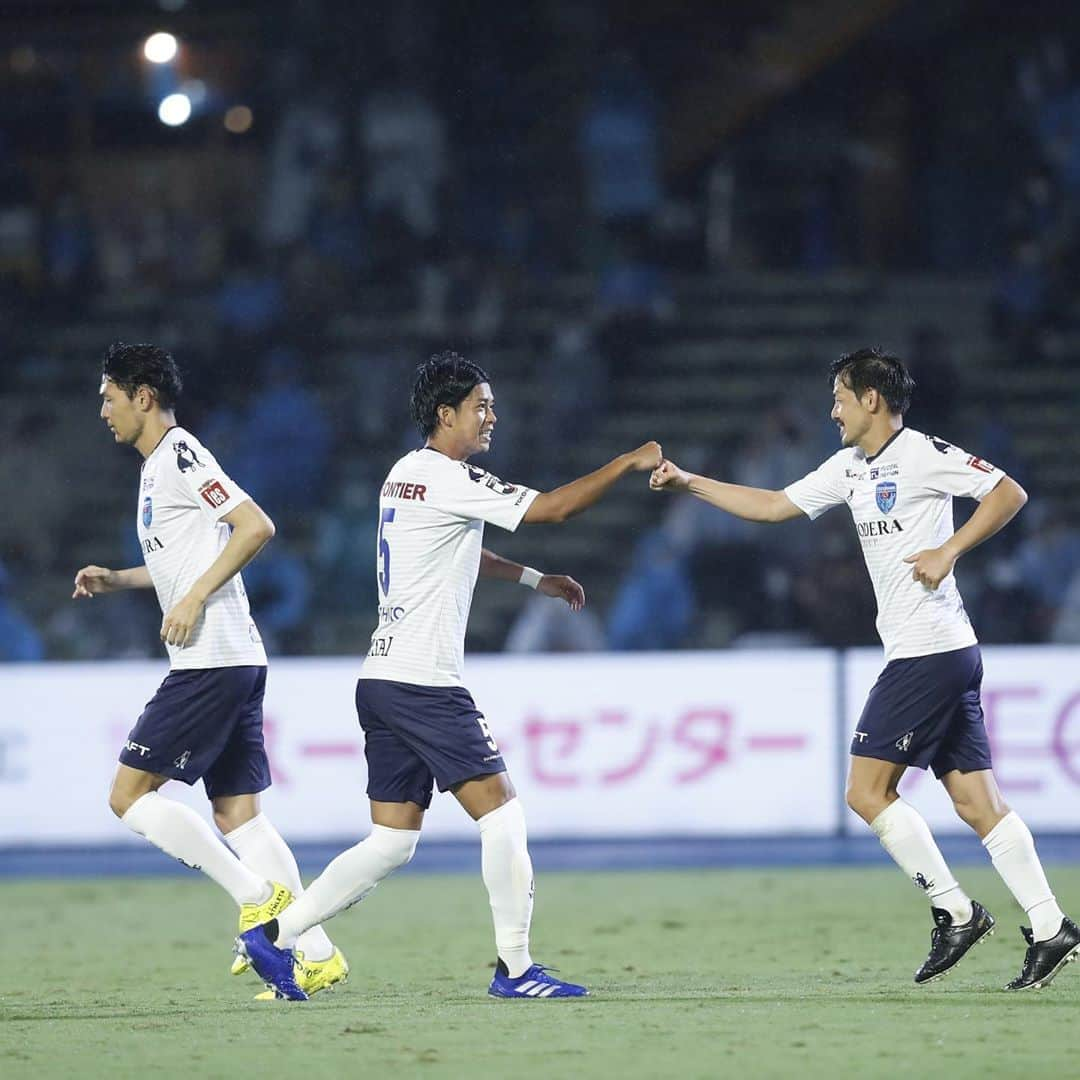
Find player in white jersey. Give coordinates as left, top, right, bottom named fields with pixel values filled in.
left=650, top=348, right=1078, bottom=991
left=237, top=350, right=662, bottom=1000
left=73, top=342, right=345, bottom=998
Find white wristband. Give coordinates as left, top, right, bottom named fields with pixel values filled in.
left=519, top=566, right=543, bottom=590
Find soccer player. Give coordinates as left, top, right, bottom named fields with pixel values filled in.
left=237, top=351, right=662, bottom=1000
left=73, top=342, right=346, bottom=998
left=649, top=347, right=1079, bottom=991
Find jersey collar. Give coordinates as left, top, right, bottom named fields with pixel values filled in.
left=864, top=426, right=906, bottom=465
left=141, top=424, right=179, bottom=469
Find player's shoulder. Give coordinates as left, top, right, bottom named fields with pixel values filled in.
left=902, top=427, right=964, bottom=466
left=163, top=426, right=217, bottom=477
left=815, top=445, right=860, bottom=475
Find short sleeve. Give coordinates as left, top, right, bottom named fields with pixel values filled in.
left=429, top=461, right=539, bottom=532
left=918, top=434, right=1004, bottom=500
left=168, top=432, right=251, bottom=523
left=783, top=453, right=849, bottom=521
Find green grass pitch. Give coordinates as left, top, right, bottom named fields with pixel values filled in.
left=2, top=865, right=1078, bottom=1079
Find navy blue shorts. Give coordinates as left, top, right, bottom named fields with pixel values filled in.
left=356, top=678, right=507, bottom=809
left=119, top=666, right=271, bottom=798
left=852, top=645, right=992, bottom=778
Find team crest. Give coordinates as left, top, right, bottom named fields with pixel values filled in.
left=142, top=496, right=153, bottom=526
left=875, top=481, right=897, bottom=514
left=173, top=440, right=204, bottom=473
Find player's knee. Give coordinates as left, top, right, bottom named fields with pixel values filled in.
left=371, top=826, right=419, bottom=871
left=845, top=783, right=880, bottom=823
left=108, top=785, right=134, bottom=818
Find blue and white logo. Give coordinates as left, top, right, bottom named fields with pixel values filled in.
left=875, top=481, right=897, bottom=514
left=142, top=496, right=153, bottom=527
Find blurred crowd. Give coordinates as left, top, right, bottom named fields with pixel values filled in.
left=3, top=3, right=1080, bottom=660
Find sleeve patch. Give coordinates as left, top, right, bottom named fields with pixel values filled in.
left=199, top=479, right=230, bottom=508
left=966, top=455, right=996, bottom=474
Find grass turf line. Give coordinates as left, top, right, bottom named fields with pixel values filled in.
left=1, top=866, right=1078, bottom=1079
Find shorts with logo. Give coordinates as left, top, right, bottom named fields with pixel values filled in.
left=356, top=678, right=506, bottom=809
left=119, top=666, right=271, bottom=798
left=851, top=645, right=992, bottom=778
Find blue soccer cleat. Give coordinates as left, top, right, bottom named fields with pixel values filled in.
left=235, top=925, right=308, bottom=1001
left=488, top=959, right=589, bottom=999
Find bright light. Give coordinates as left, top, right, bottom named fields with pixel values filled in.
left=143, top=32, right=178, bottom=64
left=224, top=105, right=253, bottom=134
left=158, top=93, right=192, bottom=126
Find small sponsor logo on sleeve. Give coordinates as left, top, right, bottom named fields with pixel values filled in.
left=966, top=455, right=995, bottom=474
left=199, top=479, right=230, bottom=508
left=142, top=496, right=153, bottom=526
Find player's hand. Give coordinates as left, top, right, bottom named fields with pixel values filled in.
left=73, top=565, right=115, bottom=599
left=538, top=574, right=585, bottom=611
left=626, top=441, right=663, bottom=472
left=903, top=547, right=956, bottom=590
left=649, top=459, right=691, bottom=492
left=161, top=592, right=206, bottom=647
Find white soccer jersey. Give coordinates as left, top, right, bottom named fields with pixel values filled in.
left=360, top=448, right=539, bottom=686
left=136, top=426, right=267, bottom=670
left=784, top=427, right=1004, bottom=661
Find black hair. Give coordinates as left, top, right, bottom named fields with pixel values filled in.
left=409, top=350, right=490, bottom=438
left=829, top=347, right=915, bottom=416
left=101, top=341, right=183, bottom=409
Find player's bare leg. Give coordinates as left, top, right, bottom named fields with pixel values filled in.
left=847, top=755, right=993, bottom=983
left=214, top=792, right=338, bottom=968
left=110, top=763, right=272, bottom=906
left=453, top=771, right=587, bottom=998
left=942, top=769, right=1080, bottom=988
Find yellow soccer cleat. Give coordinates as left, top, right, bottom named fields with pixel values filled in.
left=230, top=882, right=294, bottom=976
left=254, top=947, right=349, bottom=1000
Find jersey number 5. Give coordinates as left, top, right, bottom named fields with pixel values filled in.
left=378, top=508, right=395, bottom=596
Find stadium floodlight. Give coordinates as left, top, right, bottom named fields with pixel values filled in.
left=157, top=92, right=192, bottom=126
left=143, top=32, right=178, bottom=64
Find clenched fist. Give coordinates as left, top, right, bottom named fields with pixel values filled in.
left=626, top=441, right=663, bottom=472
left=649, top=459, right=691, bottom=492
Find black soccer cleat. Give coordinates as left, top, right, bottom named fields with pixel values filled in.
left=914, top=901, right=995, bottom=985
left=1004, top=917, right=1080, bottom=991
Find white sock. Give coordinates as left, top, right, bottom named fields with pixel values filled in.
left=478, top=798, right=534, bottom=978
left=274, top=824, right=420, bottom=948
left=121, top=791, right=268, bottom=906
left=982, top=811, right=1065, bottom=941
left=223, top=812, right=335, bottom=962
left=870, top=799, right=973, bottom=923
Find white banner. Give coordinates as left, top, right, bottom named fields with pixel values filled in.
left=0, top=652, right=839, bottom=843
left=844, top=646, right=1080, bottom=833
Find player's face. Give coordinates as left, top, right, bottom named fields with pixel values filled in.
left=99, top=378, right=142, bottom=445
left=831, top=377, right=870, bottom=448
left=455, top=382, right=497, bottom=456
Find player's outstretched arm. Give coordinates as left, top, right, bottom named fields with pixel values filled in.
left=480, top=548, right=585, bottom=610
left=522, top=442, right=662, bottom=525
left=904, top=475, right=1028, bottom=590
left=72, top=564, right=153, bottom=598
left=649, top=459, right=803, bottom=524
left=160, top=499, right=275, bottom=647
